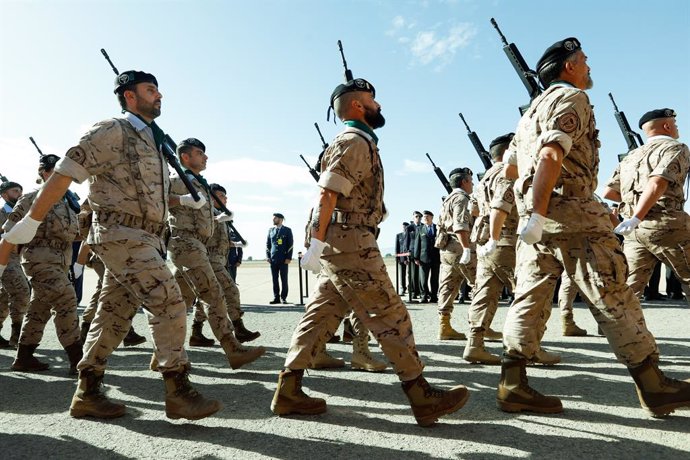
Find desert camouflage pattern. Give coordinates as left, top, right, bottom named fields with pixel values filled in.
left=505, top=84, right=658, bottom=366
left=557, top=272, right=579, bottom=318
left=0, top=205, right=30, bottom=325
left=168, top=174, right=214, bottom=243
left=82, top=254, right=105, bottom=323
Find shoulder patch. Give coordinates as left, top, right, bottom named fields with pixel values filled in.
left=558, top=112, right=579, bottom=133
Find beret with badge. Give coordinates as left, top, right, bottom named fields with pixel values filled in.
left=489, top=133, right=515, bottom=149
left=176, top=138, right=206, bottom=154
left=113, top=70, right=158, bottom=94
left=536, top=37, right=582, bottom=73
left=638, top=108, right=676, bottom=129
left=39, top=154, right=61, bottom=170
left=0, top=181, right=22, bottom=194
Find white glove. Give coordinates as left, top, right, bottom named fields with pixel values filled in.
left=179, top=193, right=207, bottom=209
left=2, top=216, right=42, bottom=245
left=478, top=239, right=498, bottom=258
left=301, top=238, right=325, bottom=274
left=614, top=216, right=641, bottom=236
left=215, top=211, right=234, bottom=223
left=0, top=264, right=6, bottom=278
left=73, top=263, right=84, bottom=279
left=459, top=247, right=472, bottom=265
left=519, top=213, right=546, bottom=245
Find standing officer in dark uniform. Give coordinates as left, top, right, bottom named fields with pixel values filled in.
left=395, top=222, right=410, bottom=295
left=266, top=212, right=293, bottom=304
left=226, top=230, right=243, bottom=283
left=414, top=211, right=440, bottom=303
left=406, top=211, right=423, bottom=298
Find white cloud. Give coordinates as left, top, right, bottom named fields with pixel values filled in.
left=204, top=158, right=315, bottom=188
left=409, top=23, right=477, bottom=69
left=392, top=15, right=405, bottom=29
left=394, top=159, right=431, bottom=176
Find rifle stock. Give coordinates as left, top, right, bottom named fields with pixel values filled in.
left=300, top=154, right=320, bottom=182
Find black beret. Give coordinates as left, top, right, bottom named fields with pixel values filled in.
left=489, top=133, right=515, bottom=149
left=209, top=183, right=226, bottom=194
left=114, top=70, right=158, bottom=94
left=423, top=210, right=434, bottom=216
left=0, top=181, right=22, bottom=194
left=402, top=222, right=410, bottom=226
left=330, top=78, right=376, bottom=108
left=638, top=108, right=677, bottom=129
left=273, top=212, right=285, bottom=219
left=536, top=37, right=581, bottom=73
left=449, top=167, right=473, bottom=179
left=413, top=211, right=422, bottom=217
left=176, top=138, right=206, bottom=154
left=39, top=154, right=60, bottom=170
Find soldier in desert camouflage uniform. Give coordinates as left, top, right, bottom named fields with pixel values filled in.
left=3, top=155, right=81, bottom=375
left=603, top=108, right=690, bottom=303
left=271, top=77, right=468, bottom=427
left=498, top=37, right=690, bottom=417
left=0, top=181, right=30, bottom=348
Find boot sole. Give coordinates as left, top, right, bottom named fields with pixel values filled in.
left=70, top=407, right=127, bottom=419
left=11, top=364, right=50, bottom=372
left=415, top=390, right=470, bottom=427
left=271, top=403, right=327, bottom=416
left=497, top=400, right=563, bottom=414
left=463, top=357, right=501, bottom=365
left=438, top=336, right=466, bottom=341
left=351, top=363, right=387, bottom=373
left=123, top=339, right=147, bottom=347
left=644, top=402, right=690, bottom=418
left=166, top=403, right=222, bottom=421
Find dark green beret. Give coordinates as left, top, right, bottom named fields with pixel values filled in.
left=422, top=210, right=434, bottom=216
left=114, top=70, right=158, bottom=94
left=209, top=183, right=226, bottom=194
left=489, top=133, right=515, bottom=149
left=177, top=138, right=206, bottom=154
left=638, top=108, right=676, bottom=129
left=0, top=181, right=22, bottom=194
left=330, top=78, right=376, bottom=108
left=39, top=154, right=60, bottom=170
left=536, top=37, right=581, bottom=73
left=273, top=212, right=285, bottom=219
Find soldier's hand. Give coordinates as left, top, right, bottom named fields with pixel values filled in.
left=179, top=193, right=207, bottom=209
left=301, top=238, right=325, bottom=274
left=73, top=263, right=84, bottom=279
left=215, top=211, right=234, bottom=223
left=2, top=216, right=42, bottom=245
left=478, top=239, right=498, bottom=257
left=519, top=213, right=546, bottom=245
left=614, top=216, right=641, bottom=236
left=459, top=247, right=472, bottom=264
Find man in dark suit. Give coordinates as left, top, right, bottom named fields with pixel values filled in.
left=395, top=222, right=410, bottom=295
left=226, top=228, right=243, bottom=283
left=266, top=212, right=293, bottom=304
left=414, top=210, right=441, bottom=303
left=406, top=211, right=423, bottom=299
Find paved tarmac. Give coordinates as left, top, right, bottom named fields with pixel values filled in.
left=1, top=259, right=689, bottom=459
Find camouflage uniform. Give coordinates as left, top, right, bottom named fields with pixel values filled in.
left=505, top=82, right=657, bottom=366
left=77, top=201, right=105, bottom=324
left=0, top=203, right=30, bottom=332
left=4, top=190, right=79, bottom=348
left=54, top=113, right=189, bottom=373
left=605, top=137, right=690, bottom=298
left=437, top=188, right=475, bottom=315
left=468, top=162, right=518, bottom=333
left=285, top=127, right=424, bottom=381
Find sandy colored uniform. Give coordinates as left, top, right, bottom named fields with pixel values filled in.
left=168, top=173, right=235, bottom=341
left=0, top=203, right=30, bottom=327
left=4, top=190, right=79, bottom=348
left=284, top=127, right=424, bottom=381
left=437, top=188, right=475, bottom=314
left=55, top=114, right=188, bottom=373
left=605, top=137, right=690, bottom=299
left=467, top=162, right=518, bottom=332
left=505, top=83, right=657, bottom=366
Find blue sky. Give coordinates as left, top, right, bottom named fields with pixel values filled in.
left=1, top=0, right=689, bottom=258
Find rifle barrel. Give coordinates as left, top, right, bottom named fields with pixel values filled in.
left=100, top=48, right=119, bottom=75
left=458, top=113, right=471, bottom=132
left=490, top=18, right=509, bottom=46
left=29, top=137, right=44, bottom=156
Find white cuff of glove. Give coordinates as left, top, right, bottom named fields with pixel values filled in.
left=478, top=239, right=498, bottom=257
left=0, top=264, right=6, bottom=278
left=179, top=193, right=207, bottom=209
left=301, top=238, right=325, bottom=273
left=519, top=213, right=546, bottom=245
left=215, top=211, right=234, bottom=223
left=3, top=216, right=42, bottom=245
left=459, top=247, right=472, bottom=265
left=614, top=216, right=641, bottom=236
left=73, top=263, right=84, bottom=279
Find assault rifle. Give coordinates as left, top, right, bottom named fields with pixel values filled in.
left=426, top=153, right=452, bottom=194
left=490, top=18, right=543, bottom=113
left=29, top=136, right=81, bottom=212
left=609, top=93, right=644, bottom=162
left=338, top=40, right=354, bottom=82
left=300, top=155, right=320, bottom=182
left=299, top=122, right=330, bottom=182
left=0, top=172, right=9, bottom=183
left=458, top=113, right=492, bottom=171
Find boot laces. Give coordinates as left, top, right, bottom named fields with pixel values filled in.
left=419, top=378, right=446, bottom=398
left=175, top=372, right=200, bottom=398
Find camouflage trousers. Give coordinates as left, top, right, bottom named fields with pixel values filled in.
left=437, top=250, right=476, bottom=315
left=285, top=247, right=424, bottom=381
left=81, top=239, right=188, bottom=373
left=169, top=236, right=234, bottom=341
left=557, top=272, right=588, bottom=317
left=186, top=256, right=243, bottom=323
left=19, top=246, right=79, bottom=348
left=81, top=254, right=105, bottom=324
left=504, top=233, right=657, bottom=366
left=0, top=256, right=30, bottom=325
left=623, top=226, right=690, bottom=300
left=468, top=245, right=515, bottom=332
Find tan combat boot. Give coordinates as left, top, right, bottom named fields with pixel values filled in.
left=528, top=347, right=561, bottom=366
left=309, top=344, right=345, bottom=369
left=70, top=369, right=126, bottom=418
left=231, top=318, right=261, bottom=343
left=64, top=341, right=84, bottom=376
left=484, top=327, right=503, bottom=342
left=351, top=334, right=386, bottom=372
left=271, top=368, right=327, bottom=415
left=79, top=321, right=91, bottom=344
left=12, top=344, right=50, bottom=372
left=401, top=374, right=469, bottom=426
left=438, top=314, right=466, bottom=341
left=220, top=335, right=265, bottom=369
left=562, top=315, right=587, bottom=336
left=463, top=334, right=500, bottom=365
left=163, top=366, right=222, bottom=420
left=497, top=356, right=563, bottom=413
left=628, top=356, right=690, bottom=417
left=189, top=321, right=215, bottom=347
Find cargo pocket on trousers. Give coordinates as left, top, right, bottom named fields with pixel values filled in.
left=585, top=237, right=627, bottom=289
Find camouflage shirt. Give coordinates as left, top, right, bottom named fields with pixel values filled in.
left=471, top=162, right=519, bottom=246
left=439, top=188, right=474, bottom=254
left=318, top=127, right=384, bottom=255
left=606, top=136, right=690, bottom=230
left=4, top=190, right=78, bottom=248
left=511, top=83, right=610, bottom=234
left=206, top=208, right=230, bottom=265
left=168, top=173, right=215, bottom=243
left=1, top=203, right=20, bottom=264
left=54, top=112, right=170, bottom=246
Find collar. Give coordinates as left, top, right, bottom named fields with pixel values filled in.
left=647, top=135, right=677, bottom=143
left=343, top=120, right=378, bottom=145
left=549, top=80, right=576, bottom=89
left=124, top=111, right=149, bottom=132
left=2, top=202, right=12, bottom=212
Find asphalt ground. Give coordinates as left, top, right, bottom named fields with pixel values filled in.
left=1, top=259, right=689, bottom=459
